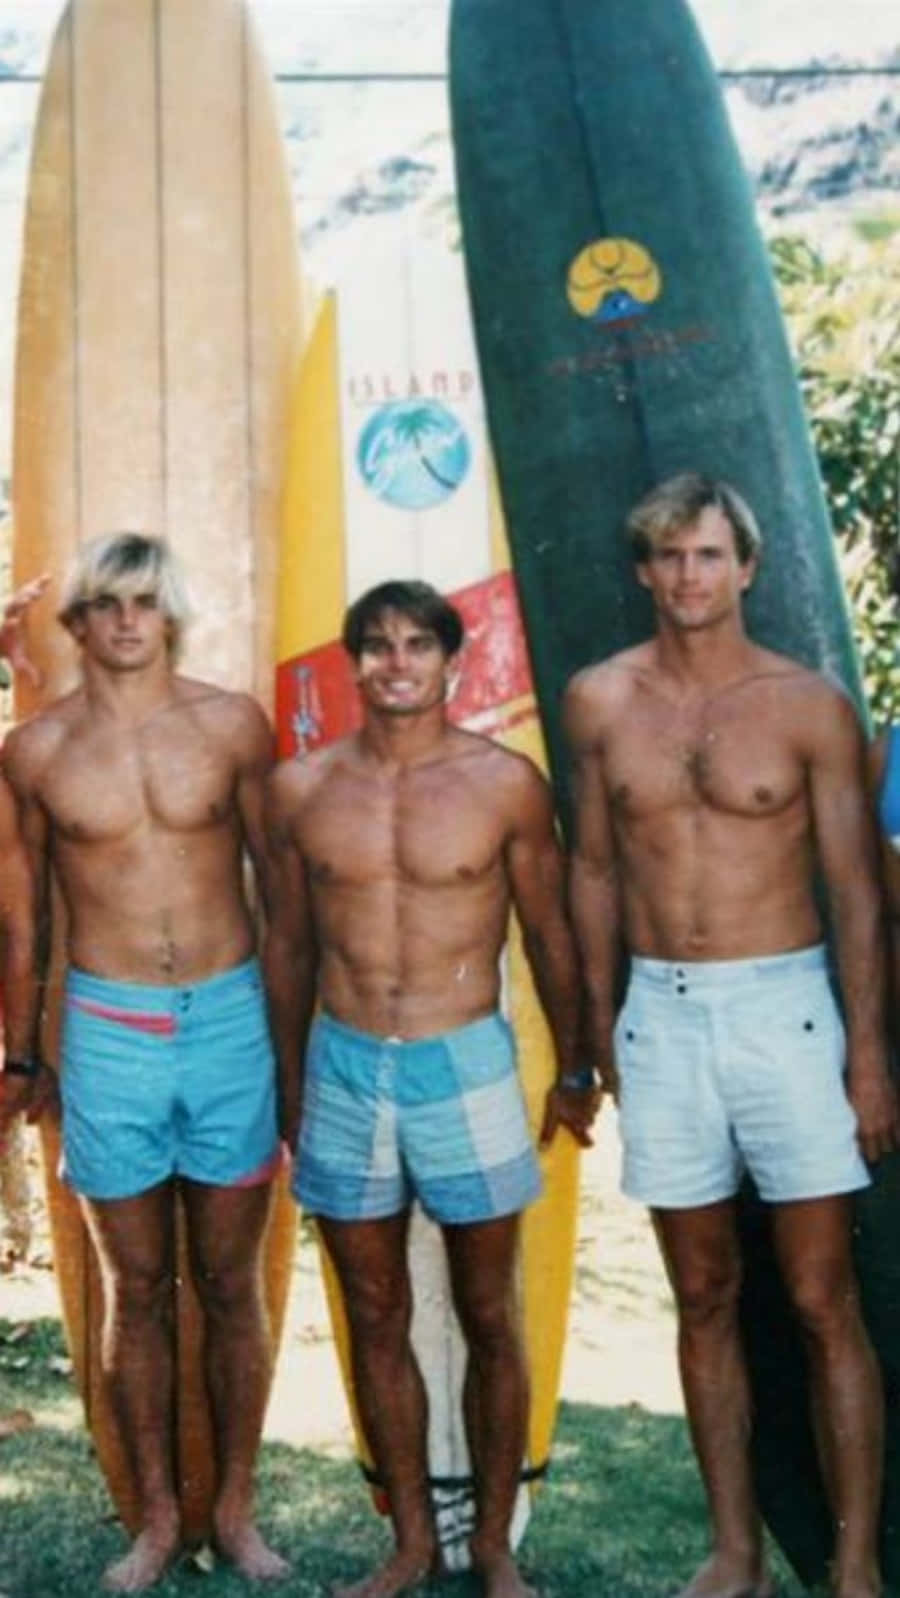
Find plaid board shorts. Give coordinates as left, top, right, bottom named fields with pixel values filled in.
left=293, top=1010, right=543, bottom=1223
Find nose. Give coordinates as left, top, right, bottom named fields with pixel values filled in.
left=677, top=552, right=702, bottom=581
left=385, top=644, right=412, bottom=670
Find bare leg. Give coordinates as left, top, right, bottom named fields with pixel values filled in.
left=318, top=1212, right=435, bottom=1598
left=653, top=1203, right=771, bottom=1598
left=183, top=1179, right=289, bottom=1581
left=443, top=1214, right=535, bottom=1598
left=82, top=1182, right=182, bottom=1593
left=774, top=1196, right=883, bottom=1598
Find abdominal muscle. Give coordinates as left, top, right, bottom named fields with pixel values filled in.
left=55, top=832, right=257, bottom=985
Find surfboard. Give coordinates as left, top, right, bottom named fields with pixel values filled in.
left=12, top=0, right=302, bottom=1546
left=275, top=240, right=581, bottom=1571
left=450, top=0, right=899, bottom=1587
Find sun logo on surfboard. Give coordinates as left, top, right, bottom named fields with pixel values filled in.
left=356, top=399, right=471, bottom=511
left=566, top=237, right=662, bottom=324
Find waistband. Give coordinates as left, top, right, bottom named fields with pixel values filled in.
left=629, top=944, right=827, bottom=992
left=316, top=1009, right=506, bottom=1052
left=66, top=956, right=260, bottom=1008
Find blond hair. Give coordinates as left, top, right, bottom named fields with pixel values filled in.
left=58, top=533, right=192, bottom=658
left=626, top=472, right=762, bottom=565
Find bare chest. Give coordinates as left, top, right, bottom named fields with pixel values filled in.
left=41, top=728, right=235, bottom=842
left=606, top=701, right=804, bottom=821
left=300, top=771, right=505, bottom=889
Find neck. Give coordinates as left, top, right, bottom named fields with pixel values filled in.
left=654, top=615, right=755, bottom=690
left=359, top=703, right=451, bottom=767
left=81, top=654, right=177, bottom=722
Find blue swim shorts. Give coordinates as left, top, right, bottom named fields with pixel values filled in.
left=61, top=959, right=281, bottom=1201
left=294, top=1011, right=543, bottom=1224
left=615, top=945, right=870, bottom=1208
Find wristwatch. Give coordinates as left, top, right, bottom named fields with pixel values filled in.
left=2, top=1057, right=41, bottom=1079
left=557, top=1068, right=596, bottom=1092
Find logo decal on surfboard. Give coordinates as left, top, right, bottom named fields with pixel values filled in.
left=566, top=237, right=661, bottom=324
left=356, top=398, right=471, bottom=510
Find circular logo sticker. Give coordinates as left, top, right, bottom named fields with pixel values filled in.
left=566, top=237, right=662, bottom=323
left=356, top=399, right=471, bottom=510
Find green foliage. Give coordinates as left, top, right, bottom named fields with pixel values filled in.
left=770, top=221, right=900, bottom=725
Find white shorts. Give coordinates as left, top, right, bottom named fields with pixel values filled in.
left=615, top=945, right=870, bottom=1208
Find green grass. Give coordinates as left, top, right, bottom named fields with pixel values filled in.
left=0, top=1318, right=817, bottom=1598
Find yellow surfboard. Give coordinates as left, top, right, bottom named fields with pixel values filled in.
left=12, top=0, right=302, bottom=1545
left=276, top=241, right=581, bottom=1568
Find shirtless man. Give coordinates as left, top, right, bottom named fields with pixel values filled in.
left=264, top=579, right=595, bottom=1598
left=3, top=534, right=287, bottom=1593
left=565, top=473, right=897, bottom=1598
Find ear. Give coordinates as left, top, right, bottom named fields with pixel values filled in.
left=635, top=562, right=652, bottom=591
left=444, top=649, right=462, bottom=699
left=739, top=557, right=757, bottom=592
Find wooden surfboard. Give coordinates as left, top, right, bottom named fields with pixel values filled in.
left=275, top=240, right=581, bottom=1570
left=12, top=0, right=302, bottom=1545
left=451, top=0, right=900, bottom=1587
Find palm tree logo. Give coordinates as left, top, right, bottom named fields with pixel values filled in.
left=357, top=399, right=471, bottom=510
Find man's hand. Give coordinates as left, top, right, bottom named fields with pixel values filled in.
left=539, top=1073, right=603, bottom=1149
left=278, top=1084, right=302, bottom=1156
left=0, top=1073, right=33, bottom=1136
left=27, top=1062, right=60, bottom=1126
left=849, top=1063, right=900, bottom=1164
left=0, top=573, right=50, bottom=686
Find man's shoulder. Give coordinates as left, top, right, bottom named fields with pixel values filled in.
left=174, top=676, right=267, bottom=727
left=448, top=730, right=552, bottom=817
left=3, top=694, right=82, bottom=782
left=564, top=645, right=650, bottom=740
left=173, top=676, right=273, bottom=759
left=746, top=649, right=858, bottom=720
left=268, top=739, right=350, bottom=806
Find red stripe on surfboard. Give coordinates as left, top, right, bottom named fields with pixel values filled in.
left=275, top=569, right=535, bottom=757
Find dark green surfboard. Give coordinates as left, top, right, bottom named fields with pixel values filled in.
left=450, top=0, right=900, bottom=1587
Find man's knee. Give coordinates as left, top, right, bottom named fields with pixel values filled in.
left=344, top=1270, right=413, bottom=1346
left=107, top=1259, right=174, bottom=1323
left=784, top=1260, right=864, bottom=1345
left=453, top=1279, right=518, bottom=1354
left=673, top=1259, right=743, bottom=1331
left=190, top=1259, right=260, bottom=1323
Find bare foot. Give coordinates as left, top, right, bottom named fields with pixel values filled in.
left=214, top=1517, right=290, bottom=1581
left=332, top=1541, right=435, bottom=1598
left=831, top=1560, right=881, bottom=1598
left=673, top=1552, right=773, bottom=1598
left=471, top=1548, right=537, bottom=1598
left=101, top=1524, right=180, bottom=1593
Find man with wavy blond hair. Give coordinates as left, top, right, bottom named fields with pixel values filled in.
left=4, top=532, right=287, bottom=1593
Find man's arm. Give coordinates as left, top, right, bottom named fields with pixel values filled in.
left=0, top=752, right=54, bottom=1131
left=230, top=693, right=277, bottom=913
left=563, top=674, right=624, bottom=1103
left=261, top=764, right=319, bottom=1152
left=501, top=754, right=597, bottom=1149
left=867, top=732, right=900, bottom=1057
left=811, top=693, right=899, bottom=1161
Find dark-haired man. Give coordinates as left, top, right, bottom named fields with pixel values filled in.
left=265, top=579, right=594, bottom=1598
left=566, top=472, right=896, bottom=1598
left=4, top=532, right=287, bottom=1592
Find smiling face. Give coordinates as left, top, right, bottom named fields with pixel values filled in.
left=354, top=606, right=456, bottom=718
left=70, top=586, right=173, bottom=672
left=636, top=504, right=755, bottom=632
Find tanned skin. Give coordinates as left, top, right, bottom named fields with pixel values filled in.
left=0, top=575, right=57, bottom=1133
left=265, top=604, right=596, bottom=1598
left=3, top=585, right=288, bottom=1594
left=566, top=505, right=898, bottom=1598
